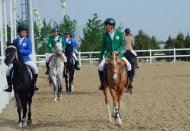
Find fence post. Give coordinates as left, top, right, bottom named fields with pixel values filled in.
left=79, top=51, right=81, bottom=67
left=173, top=48, right=176, bottom=63
left=149, top=49, right=152, bottom=64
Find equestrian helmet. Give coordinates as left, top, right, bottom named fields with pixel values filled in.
left=52, top=27, right=59, bottom=32
left=17, top=25, right=27, bottom=33
left=64, top=31, right=71, bottom=35
left=125, top=28, right=131, bottom=34
left=104, top=18, right=116, bottom=27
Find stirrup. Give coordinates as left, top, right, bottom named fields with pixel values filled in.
left=4, top=85, right=12, bottom=92
left=75, top=65, right=80, bottom=70
left=34, top=84, right=39, bottom=91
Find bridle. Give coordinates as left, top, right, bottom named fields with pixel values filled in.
left=6, top=45, right=18, bottom=64
left=108, top=52, right=125, bottom=85
left=52, top=51, right=63, bottom=69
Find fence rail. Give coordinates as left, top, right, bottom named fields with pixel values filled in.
left=35, top=48, right=190, bottom=65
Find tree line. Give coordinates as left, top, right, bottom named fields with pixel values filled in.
left=2, top=13, right=190, bottom=59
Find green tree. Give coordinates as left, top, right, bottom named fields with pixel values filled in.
left=59, top=15, right=77, bottom=37
left=134, top=30, right=159, bottom=56
left=184, top=34, right=190, bottom=60
left=80, top=13, right=104, bottom=52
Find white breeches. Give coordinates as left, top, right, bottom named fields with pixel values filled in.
left=6, top=60, right=38, bottom=76
left=46, top=53, right=67, bottom=62
left=98, top=57, right=131, bottom=71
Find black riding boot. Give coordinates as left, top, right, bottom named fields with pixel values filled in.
left=45, top=62, right=49, bottom=75
left=98, top=70, right=104, bottom=90
left=4, top=76, right=12, bottom=92
left=75, top=60, right=80, bottom=70
left=33, top=74, right=39, bottom=91
left=127, top=71, right=133, bottom=93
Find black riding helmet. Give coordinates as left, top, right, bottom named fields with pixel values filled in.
left=64, top=31, right=71, bottom=35
left=52, top=27, right=59, bottom=32
left=104, top=18, right=116, bottom=27
left=17, top=25, right=27, bottom=33
left=125, top=28, right=131, bottom=34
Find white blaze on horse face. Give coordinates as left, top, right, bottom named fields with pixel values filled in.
left=113, top=73, right=118, bottom=82
left=55, top=42, right=62, bottom=51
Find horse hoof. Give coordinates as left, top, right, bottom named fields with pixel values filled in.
left=18, top=122, right=23, bottom=127
left=22, top=118, right=27, bottom=127
left=116, top=118, right=122, bottom=127
left=108, top=118, right=112, bottom=123
left=54, top=97, right=57, bottom=102
left=27, top=119, right=32, bottom=125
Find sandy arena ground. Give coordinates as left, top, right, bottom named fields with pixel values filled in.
left=0, top=62, right=190, bottom=131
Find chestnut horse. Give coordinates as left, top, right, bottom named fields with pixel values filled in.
left=103, top=52, right=127, bottom=127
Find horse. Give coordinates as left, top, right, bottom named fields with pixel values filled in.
left=123, top=50, right=137, bottom=93
left=48, top=42, right=64, bottom=102
left=63, top=44, right=75, bottom=94
left=103, top=52, right=128, bottom=127
left=4, top=45, right=34, bottom=127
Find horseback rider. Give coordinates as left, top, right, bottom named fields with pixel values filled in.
left=45, top=26, right=67, bottom=75
left=64, top=31, right=80, bottom=70
left=4, top=25, right=39, bottom=92
left=98, top=18, right=132, bottom=90
left=124, top=28, right=139, bottom=68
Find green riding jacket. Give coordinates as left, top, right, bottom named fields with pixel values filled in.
left=99, top=29, right=124, bottom=60
left=47, top=35, right=66, bottom=53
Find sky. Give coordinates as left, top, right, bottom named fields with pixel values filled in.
left=13, top=0, right=190, bottom=41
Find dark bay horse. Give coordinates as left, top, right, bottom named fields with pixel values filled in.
left=63, top=44, right=75, bottom=94
left=123, top=50, right=137, bottom=93
left=103, top=52, right=127, bottom=127
left=4, top=45, right=34, bottom=127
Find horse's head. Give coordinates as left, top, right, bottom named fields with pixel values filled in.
left=4, top=45, right=18, bottom=66
left=53, top=42, right=63, bottom=57
left=106, top=52, right=125, bottom=85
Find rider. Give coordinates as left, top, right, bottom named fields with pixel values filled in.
left=124, top=28, right=139, bottom=68
left=63, top=31, right=80, bottom=70
left=98, top=18, right=132, bottom=90
left=45, top=26, right=67, bottom=74
left=4, top=25, right=39, bottom=92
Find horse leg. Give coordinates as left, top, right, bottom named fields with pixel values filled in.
left=51, top=76, right=57, bottom=102
left=64, top=73, right=69, bottom=92
left=21, top=96, right=27, bottom=127
left=15, top=92, right=22, bottom=127
left=70, top=70, right=74, bottom=92
left=68, top=72, right=72, bottom=93
left=58, top=78, right=62, bottom=100
left=27, top=92, right=34, bottom=125
left=103, top=87, right=112, bottom=123
left=109, top=88, right=122, bottom=127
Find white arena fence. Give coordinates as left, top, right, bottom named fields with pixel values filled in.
left=1, top=48, right=190, bottom=114
left=35, top=48, right=190, bottom=66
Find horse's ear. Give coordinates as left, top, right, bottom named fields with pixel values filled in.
left=6, top=41, right=13, bottom=46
